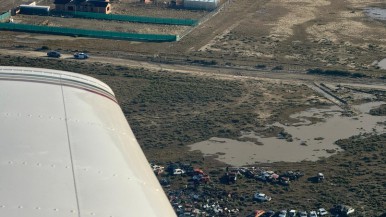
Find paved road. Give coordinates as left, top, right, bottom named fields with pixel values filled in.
left=0, top=48, right=385, bottom=91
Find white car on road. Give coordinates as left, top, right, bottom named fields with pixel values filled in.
left=74, top=52, right=89, bottom=59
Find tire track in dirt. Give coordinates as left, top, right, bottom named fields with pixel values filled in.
left=181, top=0, right=270, bottom=52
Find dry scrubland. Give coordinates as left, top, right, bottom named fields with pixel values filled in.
left=110, top=0, right=208, bottom=19
left=0, top=54, right=385, bottom=215
left=198, top=0, right=386, bottom=71
left=12, top=15, right=190, bottom=35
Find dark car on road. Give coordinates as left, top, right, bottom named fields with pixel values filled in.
left=47, top=51, right=61, bottom=58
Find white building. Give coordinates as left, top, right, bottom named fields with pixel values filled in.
left=183, top=0, right=219, bottom=10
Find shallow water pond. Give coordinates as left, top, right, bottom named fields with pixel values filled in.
left=189, top=102, right=386, bottom=166
left=364, top=7, right=386, bottom=21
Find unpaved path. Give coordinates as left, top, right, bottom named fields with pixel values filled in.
left=0, top=48, right=385, bottom=91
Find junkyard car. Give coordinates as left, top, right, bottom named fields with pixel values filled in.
left=318, top=208, right=328, bottom=216
left=253, top=193, right=271, bottom=202
left=278, top=210, right=287, bottom=217
left=310, top=210, right=318, bottom=217
left=299, top=211, right=307, bottom=217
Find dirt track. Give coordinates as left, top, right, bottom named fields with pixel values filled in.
left=1, top=48, right=385, bottom=88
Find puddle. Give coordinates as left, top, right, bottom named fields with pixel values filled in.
left=379, top=58, right=386, bottom=70
left=364, top=7, right=386, bottom=21
left=189, top=102, right=386, bottom=166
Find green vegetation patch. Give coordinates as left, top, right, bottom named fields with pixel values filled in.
left=369, top=104, right=386, bottom=116
left=307, top=68, right=369, bottom=78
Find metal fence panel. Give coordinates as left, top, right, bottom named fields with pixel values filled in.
left=0, top=23, right=178, bottom=41
left=51, top=11, right=198, bottom=26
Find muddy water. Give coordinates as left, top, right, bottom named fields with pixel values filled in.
left=189, top=102, right=386, bottom=166
left=364, top=7, right=386, bottom=21
left=378, top=58, right=386, bottom=70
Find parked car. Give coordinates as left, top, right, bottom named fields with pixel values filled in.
left=192, top=174, right=210, bottom=183
left=74, top=52, right=89, bottom=59
left=243, top=169, right=255, bottom=178
left=262, top=210, right=275, bottom=217
left=253, top=192, right=271, bottom=202
left=252, top=210, right=265, bottom=217
left=299, top=211, right=307, bottom=217
left=279, top=176, right=290, bottom=186
left=344, top=206, right=355, bottom=215
left=332, top=204, right=355, bottom=216
left=173, top=168, right=185, bottom=175
left=288, top=209, right=297, bottom=217
left=281, top=170, right=304, bottom=180
left=47, top=51, right=61, bottom=58
left=225, top=171, right=238, bottom=184
left=317, top=173, right=325, bottom=182
left=278, top=210, right=287, bottom=217
left=310, top=211, right=318, bottom=217
left=151, top=164, right=164, bottom=175
left=318, top=208, right=328, bottom=216
left=151, top=164, right=164, bottom=171
left=159, top=178, right=170, bottom=187
left=256, top=171, right=274, bottom=182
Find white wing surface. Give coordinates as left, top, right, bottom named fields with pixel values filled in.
left=0, top=66, right=176, bottom=217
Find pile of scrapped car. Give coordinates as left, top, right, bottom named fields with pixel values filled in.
left=249, top=205, right=354, bottom=217
left=168, top=187, right=240, bottom=216
left=152, top=163, right=356, bottom=217
left=223, top=167, right=304, bottom=185
left=151, top=162, right=211, bottom=186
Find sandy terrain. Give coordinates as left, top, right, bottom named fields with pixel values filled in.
left=269, top=0, right=331, bottom=39
left=13, top=14, right=190, bottom=35
left=0, top=0, right=385, bottom=76
left=194, top=0, right=386, bottom=71
left=111, top=0, right=208, bottom=19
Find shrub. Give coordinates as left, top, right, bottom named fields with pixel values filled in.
left=255, top=64, right=266, bottom=69
left=272, top=65, right=284, bottom=70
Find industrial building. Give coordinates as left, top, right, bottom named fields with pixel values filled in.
left=54, top=0, right=111, bottom=14
left=183, top=0, right=219, bottom=10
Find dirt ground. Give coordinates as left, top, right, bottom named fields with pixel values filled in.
left=194, top=0, right=386, bottom=71
left=1, top=0, right=386, bottom=76
left=110, top=0, right=208, bottom=19
left=13, top=14, right=190, bottom=35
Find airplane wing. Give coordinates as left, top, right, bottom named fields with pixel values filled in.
left=0, top=66, right=176, bottom=217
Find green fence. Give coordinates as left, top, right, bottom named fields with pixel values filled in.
left=0, top=23, right=179, bottom=42
left=51, top=11, right=198, bottom=26
left=0, top=11, right=11, bottom=22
